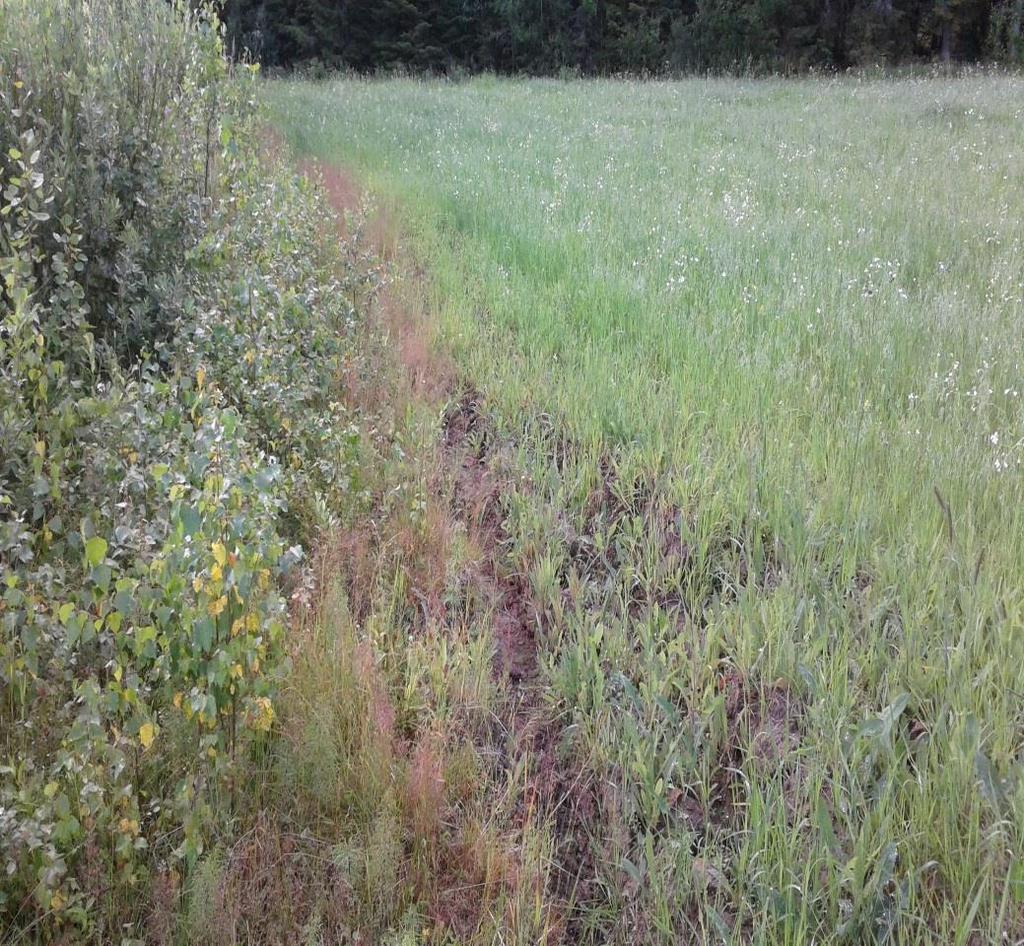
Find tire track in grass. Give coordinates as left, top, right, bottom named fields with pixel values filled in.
left=305, top=158, right=541, bottom=687
left=296, top=155, right=586, bottom=941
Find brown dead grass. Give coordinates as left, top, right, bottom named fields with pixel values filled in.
left=306, top=161, right=598, bottom=943
left=442, top=391, right=539, bottom=685
left=211, top=819, right=350, bottom=946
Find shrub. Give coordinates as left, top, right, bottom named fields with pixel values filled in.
left=0, top=0, right=226, bottom=360
left=0, top=2, right=373, bottom=938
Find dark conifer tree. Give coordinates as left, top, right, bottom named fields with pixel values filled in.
left=221, top=0, right=1011, bottom=73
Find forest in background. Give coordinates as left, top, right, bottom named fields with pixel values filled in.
left=223, top=0, right=1023, bottom=74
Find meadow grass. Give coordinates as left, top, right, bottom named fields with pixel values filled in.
left=269, top=76, right=1024, bottom=943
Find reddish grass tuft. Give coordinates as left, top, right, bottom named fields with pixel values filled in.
left=406, top=732, right=446, bottom=847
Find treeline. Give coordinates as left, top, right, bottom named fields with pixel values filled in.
left=222, top=0, right=1024, bottom=73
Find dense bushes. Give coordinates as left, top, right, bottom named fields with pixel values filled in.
left=1, top=2, right=373, bottom=938
left=0, top=0, right=223, bottom=361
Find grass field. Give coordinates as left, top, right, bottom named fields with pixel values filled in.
left=269, top=76, right=1024, bottom=944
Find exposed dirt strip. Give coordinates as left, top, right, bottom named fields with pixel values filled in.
left=306, top=160, right=540, bottom=689
left=296, top=157, right=588, bottom=941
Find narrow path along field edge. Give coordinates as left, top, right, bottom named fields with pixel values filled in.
left=289, top=151, right=595, bottom=942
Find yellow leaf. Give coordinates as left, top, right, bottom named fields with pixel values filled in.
left=251, top=696, right=274, bottom=732
left=139, top=722, right=155, bottom=750
left=208, top=595, right=227, bottom=617
left=196, top=367, right=206, bottom=389
left=211, top=563, right=223, bottom=583
left=44, top=781, right=59, bottom=799
left=212, top=542, right=227, bottom=566
left=230, top=663, right=243, bottom=680
left=172, top=691, right=183, bottom=709
left=192, top=576, right=203, bottom=594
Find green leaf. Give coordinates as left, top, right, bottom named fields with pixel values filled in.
left=135, top=625, right=157, bottom=657
left=858, top=692, right=910, bottom=746
left=705, top=904, right=732, bottom=944
left=113, top=590, right=134, bottom=614
left=975, top=749, right=1008, bottom=809
left=179, top=505, right=201, bottom=536
left=193, top=617, right=214, bottom=652
left=620, top=855, right=645, bottom=884
left=1009, top=861, right=1024, bottom=901
left=91, top=564, right=112, bottom=593
left=58, top=602, right=75, bottom=625
left=85, top=536, right=108, bottom=567
left=816, top=797, right=842, bottom=859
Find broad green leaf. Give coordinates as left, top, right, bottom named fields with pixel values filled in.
left=85, top=536, right=108, bottom=567
left=193, top=617, right=214, bottom=651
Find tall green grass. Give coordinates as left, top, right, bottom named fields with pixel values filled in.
left=269, top=75, right=1024, bottom=943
